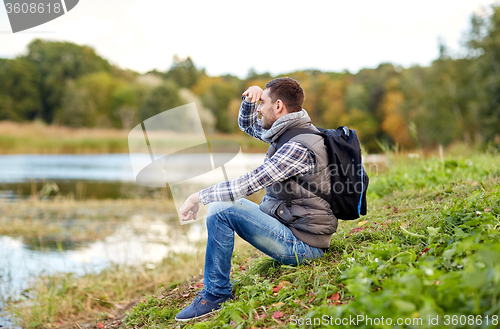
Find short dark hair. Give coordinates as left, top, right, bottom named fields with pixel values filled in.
left=265, top=77, right=305, bottom=113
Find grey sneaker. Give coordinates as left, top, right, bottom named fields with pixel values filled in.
left=175, top=291, right=233, bottom=322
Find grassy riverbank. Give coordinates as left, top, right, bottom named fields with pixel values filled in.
left=0, top=121, right=268, bottom=154
left=115, top=152, right=500, bottom=329
left=7, top=151, right=500, bottom=328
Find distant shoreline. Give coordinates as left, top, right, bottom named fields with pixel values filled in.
left=0, top=121, right=269, bottom=154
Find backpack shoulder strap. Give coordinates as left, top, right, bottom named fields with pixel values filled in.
left=276, top=127, right=330, bottom=207
left=276, top=127, right=323, bottom=151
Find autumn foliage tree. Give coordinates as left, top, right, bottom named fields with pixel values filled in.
left=2, top=5, right=500, bottom=152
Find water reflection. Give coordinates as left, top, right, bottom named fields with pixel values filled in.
left=0, top=153, right=266, bottom=200
left=0, top=214, right=207, bottom=328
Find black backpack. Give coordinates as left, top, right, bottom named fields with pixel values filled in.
left=276, top=126, right=369, bottom=220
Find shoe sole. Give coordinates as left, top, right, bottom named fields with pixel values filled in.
left=175, top=310, right=215, bottom=322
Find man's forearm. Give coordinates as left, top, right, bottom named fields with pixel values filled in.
left=238, top=99, right=264, bottom=141
left=198, top=141, right=315, bottom=205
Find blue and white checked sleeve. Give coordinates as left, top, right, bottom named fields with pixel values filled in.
left=238, top=98, right=265, bottom=141
left=198, top=141, right=316, bottom=205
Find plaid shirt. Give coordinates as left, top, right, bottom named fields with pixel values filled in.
left=198, top=98, right=315, bottom=205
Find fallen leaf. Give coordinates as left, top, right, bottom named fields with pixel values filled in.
left=97, top=322, right=104, bottom=329
left=107, top=314, right=115, bottom=319
left=329, top=293, right=340, bottom=301
left=230, top=320, right=237, bottom=326
left=272, top=302, right=284, bottom=307
left=309, top=295, right=316, bottom=303
left=434, top=196, right=441, bottom=202
left=258, top=313, right=267, bottom=319
left=239, top=266, right=245, bottom=271
left=272, top=284, right=283, bottom=293
left=196, top=282, right=204, bottom=288
left=393, top=206, right=398, bottom=213
left=272, top=311, right=284, bottom=319
left=182, top=292, right=190, bottom=298
left=349, top=227, right=367, bottom=234
left=422, top=248, right=430, bottom=254
left=357, top=220, right=368, bottom=226
left=484, top=207, right=491, bottom=212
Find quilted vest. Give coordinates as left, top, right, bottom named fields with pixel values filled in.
left=259, top=125, right=338, bottom=249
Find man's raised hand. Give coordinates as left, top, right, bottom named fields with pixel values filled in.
left=242, top=86, right=263, bottom=103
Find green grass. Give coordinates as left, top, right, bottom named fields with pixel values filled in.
left=8, top=151, right=499, bottom=328
left=120, top=152, right=500, bottom=329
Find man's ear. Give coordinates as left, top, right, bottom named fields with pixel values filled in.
left=275, top=99, right=286, bottom=115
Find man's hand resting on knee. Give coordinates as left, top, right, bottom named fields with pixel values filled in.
left=180, top=192, right=201, bottom=221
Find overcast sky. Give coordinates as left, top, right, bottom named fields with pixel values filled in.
left=0, top=0, right=498, bottom=78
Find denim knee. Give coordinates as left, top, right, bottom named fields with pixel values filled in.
left=206, top=201, right=233, bottom=219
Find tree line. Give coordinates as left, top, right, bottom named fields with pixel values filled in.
left=1, top=5, right=499, bottom=153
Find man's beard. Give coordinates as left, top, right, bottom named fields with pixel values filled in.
left=262, top=115, right=276, bottom=130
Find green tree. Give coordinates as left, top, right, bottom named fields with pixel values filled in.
left=55, top=72, right=126, bottom=127
left=139, top=81, right=182, bottom=122
left=111, top=84, right=142, bottom=130
left=467, top=5, right=500, bottom=144
left=26, top=39, right=112, bottom=123
left=0, top=58, right=42, bottom=121
left=77, top=72, right=126, bottom=127
left=56, top=80, right=96, bottom=127
left=199, top=76, right=241, bottom=133
left=164, top=55, right=202, bottom=89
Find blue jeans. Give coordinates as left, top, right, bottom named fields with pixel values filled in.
left=203, top=198, right=325, bottom=297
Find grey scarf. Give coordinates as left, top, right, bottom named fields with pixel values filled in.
left=261, top=109, right=312, bottom=143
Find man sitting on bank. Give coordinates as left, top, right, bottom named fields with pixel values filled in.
left=175, top=77, right=336, bottom=321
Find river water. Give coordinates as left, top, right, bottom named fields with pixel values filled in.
left=0, top=153, right=266, bottom=328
